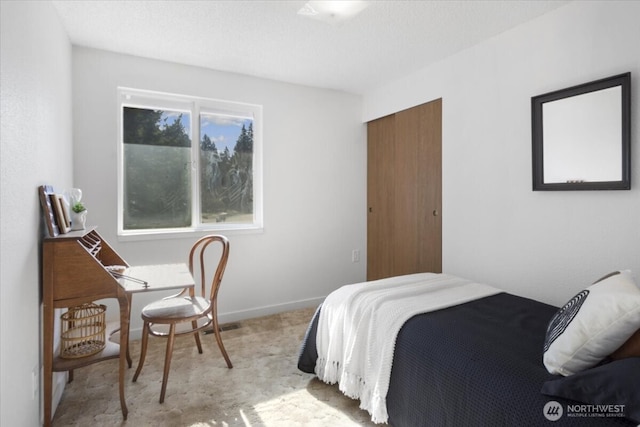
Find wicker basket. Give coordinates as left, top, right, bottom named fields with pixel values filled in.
left=60, top=303, right=106, bottom=359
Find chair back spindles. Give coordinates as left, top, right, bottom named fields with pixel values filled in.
left=188, top=235, right=230, bottom=300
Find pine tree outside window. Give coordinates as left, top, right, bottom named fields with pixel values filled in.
left=118, top=88, right=263, bottom=237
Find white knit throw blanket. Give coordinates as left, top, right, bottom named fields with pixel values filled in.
left=314, top=273, right=501, bottom=424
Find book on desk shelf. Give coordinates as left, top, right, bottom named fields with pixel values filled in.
left=50, top=193, right=71, bottom=234
left=38, top=185, right=59, bottom=237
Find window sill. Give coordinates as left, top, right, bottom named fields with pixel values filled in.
left=117, top=225, right=264, bottom=242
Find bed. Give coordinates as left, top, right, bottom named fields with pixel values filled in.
left=297, top=272, right=640, bottom=426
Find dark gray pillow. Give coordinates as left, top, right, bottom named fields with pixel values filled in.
left=541, top=357, right=640, bottom=423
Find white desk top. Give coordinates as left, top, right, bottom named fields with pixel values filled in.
left=115, top=263, right=195, bottom=294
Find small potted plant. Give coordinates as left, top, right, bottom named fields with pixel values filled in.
left=70, top=201, right=88, bottom=231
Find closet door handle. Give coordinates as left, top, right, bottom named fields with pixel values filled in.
left=432, top=209, right=439, bottom=216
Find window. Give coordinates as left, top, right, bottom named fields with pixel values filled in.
left=118, top=88, right=262, bottom=237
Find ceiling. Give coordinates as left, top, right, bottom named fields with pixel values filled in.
left=51, top=0, right=570, bottom=95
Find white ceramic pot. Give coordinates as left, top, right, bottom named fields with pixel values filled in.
left=70, top=210, right=88, bottom=231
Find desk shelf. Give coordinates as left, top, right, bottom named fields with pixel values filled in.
left=52, top=322, right=121, bottom=372
left=43, top=227, right=130, bottom=426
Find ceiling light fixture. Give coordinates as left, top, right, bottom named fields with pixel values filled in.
left=297, top=1, right=369, bottom=25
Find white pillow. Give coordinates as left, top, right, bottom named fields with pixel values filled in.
left=543, top=270, right=640, bottom=376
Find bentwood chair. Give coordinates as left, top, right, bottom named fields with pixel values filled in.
left=132, top=235, right=233, bottom=403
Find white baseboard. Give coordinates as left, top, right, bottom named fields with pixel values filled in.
left=52, top=371, right=67, bottom=408
left=43, top=371, right=67, bottom=425
left=218, top=296, right=324, bottom=324
left=127, top=296, right=324, bottom=340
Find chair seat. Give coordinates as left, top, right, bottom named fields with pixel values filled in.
left=141, top=296, right=211, bottom=322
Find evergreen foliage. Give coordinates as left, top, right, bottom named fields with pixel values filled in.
left=200, top=122, right=253, bottom=218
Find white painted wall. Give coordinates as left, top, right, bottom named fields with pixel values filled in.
left=4, top=1, right=638, bottom=424
left=363, top=1, right=640, bottom=307
left=72, top=47, right=367, bottom=334
left=1, top=2, right=73, bottom=425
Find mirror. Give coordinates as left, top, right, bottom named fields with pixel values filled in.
left=532, top=72, right=630, bottom=191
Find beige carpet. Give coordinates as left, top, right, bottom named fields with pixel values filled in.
left=52, top=307, right=378, bottom=426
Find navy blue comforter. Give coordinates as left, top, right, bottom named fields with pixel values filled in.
left=298, top=293, right=635, bottom=427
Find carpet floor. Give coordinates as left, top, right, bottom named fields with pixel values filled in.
left=52, top=306, right=377, bottom=426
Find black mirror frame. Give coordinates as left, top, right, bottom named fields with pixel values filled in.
left=532, top=72, right=631, bottom=191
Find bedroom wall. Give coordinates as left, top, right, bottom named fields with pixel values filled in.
left=362, top=1, right=640, bottom=307
left=0, top=1, right=73, bottom=425
left=72, top=47, right=367, bottom=333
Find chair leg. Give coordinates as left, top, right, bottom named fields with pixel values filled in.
left=132, top=322, right=149, bottom=382
left=212, top=313, right=232, bottom=368
left=159, top=324, right=176, bottom=404
left=192, top=320, right=203, bottom=354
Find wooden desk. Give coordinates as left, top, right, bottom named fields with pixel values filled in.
left=43, top=228, right=194, bottom=427
left=43, top=228, right=130, bottom=427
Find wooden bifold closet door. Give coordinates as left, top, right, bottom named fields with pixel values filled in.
left=367, top=99, right=442, bottom=281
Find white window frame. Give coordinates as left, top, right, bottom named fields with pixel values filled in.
left=117, top=87, right=263, bottom=240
